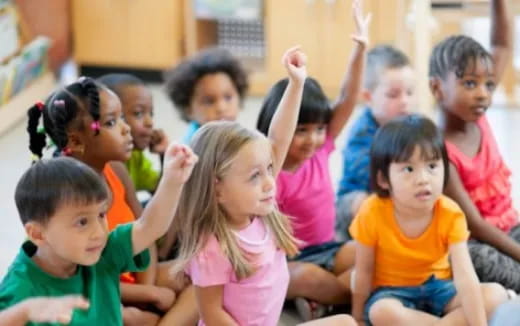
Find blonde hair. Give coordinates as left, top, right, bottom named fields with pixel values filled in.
left=172, top=121, right=298, bottom=279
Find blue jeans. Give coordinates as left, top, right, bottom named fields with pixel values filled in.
left=364, top=275, right=457, bottom=325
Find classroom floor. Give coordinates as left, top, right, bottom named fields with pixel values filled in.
left=0, top=85, right=519, bottom=325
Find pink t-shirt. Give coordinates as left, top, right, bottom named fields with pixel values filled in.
left=276, top=136, right=336, bottom=248
left=445, top=117, right=518, bottom=233
left=186, top=218, right=289, bottom=326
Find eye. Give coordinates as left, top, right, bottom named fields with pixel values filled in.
left=463, top=80, right=476, bottom=89
left=201, top=97, right=215, bottom=106
left=296, top=126, right=308, bottom=134
left=133, top=111, right=144, bottom=118
left=104, top=119, right=116, bottom=127
left=267, top=163, right=274, bottom=174
left=317, top=125, right=327, bottom=132
left=250, top=171, right=261, bottom=181
left=98, top=211, right=106, bottom=219
left=428, top=162, right=438, bottom=170
left=224, top=94, right=233, bottom=101
left=486, top=81, right=496, bottom=91
left=76, top=217, right=88, bottom=228
left=386, top=91, right=399, bottom=99
left=403, top=166, right=413, bottom=173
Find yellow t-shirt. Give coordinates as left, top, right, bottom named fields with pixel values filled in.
left=349, top=195, right=469, bottom=289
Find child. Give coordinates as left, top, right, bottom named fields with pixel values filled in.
left=24, top=77, right=197, bottom=325
left=256, top=0, right=369, bottom=319
left=0, top=145, right=197, bottom=325
left=98, top=73, right=168, bottom=195
left=336, top=45, right=415, bottom=242
left=163, top=47, right=249, bottom=143
left=350, top=114, right=507, bottom=325
left=429, top=0, right=520, bottom=292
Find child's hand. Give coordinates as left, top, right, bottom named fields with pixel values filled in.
left=351, top=0, right=372, bottom=47
left=150, top=129, right=169, bottom=154
left=26, top=296, right=89, bottom=324
left=282, top=46, right=307, bottom=83
left=152, top=287, right=176, bottom=312
left=162, top=143, right=198, bottom=184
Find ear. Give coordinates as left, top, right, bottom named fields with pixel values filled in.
left=214, top=178, right=225, bottom=203
left=361, top=89, right=372, bottom=104
left=24, top=221, right=46, bottom=247
left=376, top=171, right=390, bottom=191
left=67, top=131, right=86, bottom=154
left=429, top=77, right=443, bottom=102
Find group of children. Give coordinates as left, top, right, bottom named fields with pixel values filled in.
left=0, top=0, right=519, bottom=325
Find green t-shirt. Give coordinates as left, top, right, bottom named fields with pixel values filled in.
left=0, top=223, right=150, bottom=326
left=125, top=149, right=160, bottom=192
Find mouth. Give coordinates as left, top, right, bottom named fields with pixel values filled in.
left=86, top=244, right=104, bottom=253
left=125, top=141, right=134, bottom=152
left=415, top=190, right=432, bottom=200
left=260, top=196, right=274, bottom=203
left=472, top=106, right=487, bottom=115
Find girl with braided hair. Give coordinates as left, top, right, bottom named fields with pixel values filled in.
left=26, top=77, right=197, bottom=326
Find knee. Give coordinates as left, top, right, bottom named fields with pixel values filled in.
left=290, top=264, right=328, bottom=290
left=323, top=314, right=357, bottom=326
left=123, top=307, right=160, bottom=326
left=369, top=300, right=405, bottom=326
left=482, top=283, right=508, bottom=316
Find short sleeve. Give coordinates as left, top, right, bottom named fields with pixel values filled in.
left=446, top=207, right=470, bottom=245
left=100, top=223, right=150, bottom=273
left=186, top=236, right=233, bottom=287
left=321, top=135, right=335, bottom=155
left=349, top=197, right=378, bottom=246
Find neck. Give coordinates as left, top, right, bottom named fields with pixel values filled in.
left=438, top=108, right=474, bottom=134
left=71, top=154, right=106, bottom=174
left=32, top=245, right=78, bottom=278
left=228, top=215, right=253, bottom=231
left=282, top=157, right=303, bottom=172
left=392, top=199, right=433, bottom=222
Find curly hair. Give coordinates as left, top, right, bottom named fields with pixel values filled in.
left=163, top=47, right=249, bottom=121
left=429, top=35, right=493, bottom=79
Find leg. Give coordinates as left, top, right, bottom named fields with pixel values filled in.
left=287, top=262, right=349, bottom=304
left=298, top=314, right=357, bottom=326
left=158, top=285, right=198, bottom=326
left=490, top=298, right=520, bottom=326
left=437, top=282, right=508, bottom=325
left=122, top=306, right=160, bottom=326
left=369, top=299, right=439, bottom=326
left=469, top=240, right=520, bottom=292
left=335, top=192, right=364, bottom=242
left=332, top=241, right=356, bottom=275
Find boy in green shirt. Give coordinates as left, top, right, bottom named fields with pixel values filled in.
left=0, top=142, right=197, bottom=325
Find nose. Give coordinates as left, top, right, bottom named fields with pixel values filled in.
left=91, top=216, right=108, bottom=240
left=263, top=175, right=275, bottom=193
left=416, top=168, right=429, bottom=185
left=120, top=119, right=131, bottom=135
left=143, top=114, right=153, bottom=128
left=475, top=84, right=489, bottom=101
left=215, top=99, right=229, bottom=118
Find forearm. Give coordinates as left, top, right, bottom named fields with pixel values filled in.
left=120, top=283, right=157, bottom=304
left=456, top=280, right=487, bottom=326
left=135, top=244, right=158, bottom=285
left=201, top=308, right=239, bottom=326
left=0, top=301, right=30, bottom=325
left=352, top=272, right=372, bottom=321
left=470, top=221, right=520, bottom=262
left=490, top=0, right=511, bottom=49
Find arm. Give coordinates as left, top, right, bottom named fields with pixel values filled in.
left=328, top=0, right=371, bottom=139
left=121, top=283, right=175, bottom=312
left=132, top=143, right=198, bottom=255
left=450, top=242, right=487, bottom=326
left=110, top=161, right=157, bottom=284
left=489, top=0, right=512, bottom=83
left=268, top=47, right=307, bottom=176
left=194, top=285, right=239, bottom=326
left=352, top=241, right=375, bottom=324
left=444, top=164, right=520, bottom=261
left=0, top=296, right=89, bottom=325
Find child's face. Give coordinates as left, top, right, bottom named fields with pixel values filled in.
left=380, top=146, right=444, bottom=212
left=119, top=85, right=154, bottom=151
left=216, top=138, right=276, bottom=229
left=367, top=66, right=415, bottom=126
left=33, top=200, right=109, bottom=267
left=434, top=59, right=495, bottom=122
left=79, top=89, right=134, bottom=163
left=286, top=123, right=327, bottom=167
left=189, top=72, right=240, bottom=125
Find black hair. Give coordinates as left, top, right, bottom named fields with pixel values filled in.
left=365, top=45, right=410, bottom=90
left=429, top=35, right=493, bottom=80
left=97, top=73, right=145, bottom=99
left=256, top=77, right=332, bottom=135
left=370, top=114, right=449, bottom=197
left=15, top=157, right=109, bottom=225
left=27, top=77, right=104, bottom=158
left=163, top=47, right=249, bottom=121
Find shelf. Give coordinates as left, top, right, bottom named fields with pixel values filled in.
left=0, top=72, right=55, bottom=136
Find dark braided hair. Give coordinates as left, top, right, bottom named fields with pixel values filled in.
left=163, top=47, right=249, bottom=122
left=27, top=77, right=103, bottom=159
left=429, top=35, right=493, bottom=80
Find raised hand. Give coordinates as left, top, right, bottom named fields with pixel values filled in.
left=162, top=143, right=198, bottom=184
left=351, top=0, right=371, bottom=47
left=282, top=46, right=307, bottom=83
left=150, top=129, right=169, bottom=154
left=26, top=296, right=89, bottom=324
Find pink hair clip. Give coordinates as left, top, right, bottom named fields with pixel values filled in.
left=62, top=147, right=72, bottom=156
left=35, top=101, right=45, bottom=111
left=54, top=99, right=65, bottom=108
left=90, top=121, right=101, bottom=132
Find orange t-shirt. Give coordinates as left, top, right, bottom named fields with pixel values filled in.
left=349, top=195, right=469, bottom=289
left=103, top=163, right=137, bottom=283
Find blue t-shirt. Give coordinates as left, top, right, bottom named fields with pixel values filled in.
left=182, top=121, right=201, bottom=144
left=337, top=107, right=379, bottom=197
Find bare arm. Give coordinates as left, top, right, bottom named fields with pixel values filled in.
left=352, top=241, right=375, bottom=324
left=328, top=0, right=371, bottom=139
left=195, top=285, right=239, bottom=326
left=489, top=0, right=512, bottom=83
left=450, top=242, right=487, bottom=326
left=444, top=164, right=520, bottom=261
left=132, top=144, right=198, bottom=255
left=0, top=296, right=89, bottom=325
left=268, top=47, right=307, bottom=176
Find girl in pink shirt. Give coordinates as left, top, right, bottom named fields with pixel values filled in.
left=164, top=48, right=355, bottom=326
left=430, top=0, right=520, bottom=292
left=256, top=0, right=370, bottom=320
